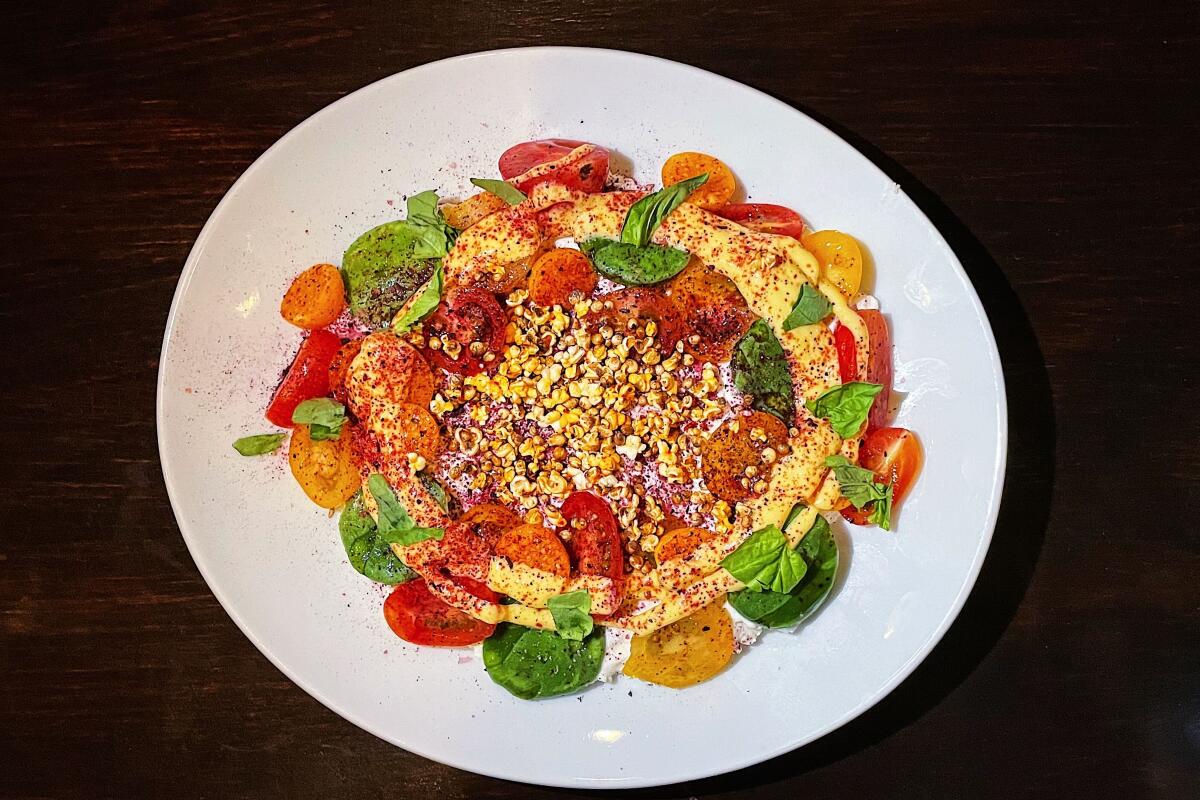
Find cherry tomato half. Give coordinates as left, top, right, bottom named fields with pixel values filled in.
left=499, top=139, right=610, bottom=194
left=383, top=578, right=497, bottom=647
left=560, top=491, right=624, bottom=581
left=265, top=329, right=341, bottom=427
left=841, top=427, right=922, bottom=525
left=423, top=288, right=507, bottom=376
left=861, top=309, right=892, bottom=430
left=833, top=323, right=857, bottom=384
left=716, top=203, right=807, bottom=239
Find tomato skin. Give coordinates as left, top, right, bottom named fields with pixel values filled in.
left=842, top=427, right=921, bottom=525
left=716, top=203, right=807, bottom=239
left=590, top=288, right=682, bottom=355
left=383, top=579, right=496, bottom=647
left=560, top=491, right=624, bottom=581
left=265, top=329, right=341, bottom=427
left=499, top=139, right=588, bottom=178
left=500, top=139, right=610, bottom=194
left=495, top=524, right=571, bottom=577
left=423, top=288, right=508, bottom=376
left=860, top=309, right=892, bottom=430
left=833, top=323, right=858, bottom=383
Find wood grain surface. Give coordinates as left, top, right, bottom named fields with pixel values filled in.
left=1, top=1, right=1197, bottom=798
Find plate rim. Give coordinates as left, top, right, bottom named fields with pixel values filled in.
left=156, top=45, right=1008, bottom=788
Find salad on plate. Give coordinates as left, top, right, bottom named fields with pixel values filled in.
left=234, top=139, right=922, bottom=699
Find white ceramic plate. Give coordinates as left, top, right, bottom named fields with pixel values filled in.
left=158, top=47, right=1006, bottom=788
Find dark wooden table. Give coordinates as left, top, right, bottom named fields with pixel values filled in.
left=2, top=2, right=1197, bottom=798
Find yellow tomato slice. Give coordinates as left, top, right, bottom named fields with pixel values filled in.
left=654, top=526, right=715, bottom=563
left=288, top=424, right=360, bottom=509
left=280, top=263, right=345, bottom=329
left=623, top=598, right=735, bottom=688
left=801, top=229, right=864, bottom=297
left=661, top=152, right=736, bottom=210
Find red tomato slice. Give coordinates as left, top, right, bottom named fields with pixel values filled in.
left=833, top=322, right=857, bottom=384
left=842, top=427, right=922, bottom=525
left=265, top=329, right=341, bottom=427
left=423, top=288, right=508, bottom=375
left=499, top=139, right=589, bottom=178
left=590, top=288, right=682, bottom=354
left=383, top=578, right=496, bottom=647
left=500, top=139, right=610, bottom=194
left=560, top=491, right=624, bottom=581
left=860, top=309, right=892, bottom=430
left=715, top=203, right=807, bottom=239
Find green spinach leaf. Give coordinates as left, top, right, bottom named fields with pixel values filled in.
left=392, top=262, right=443, bottom=333
left=720, top=524, right=808, bottom=593
left=782, top=283, right=832, bottom=330
left=547, top=590, right=593, bottom=641
left=366, top=474, right=445, bottom=546
left=621, top=174, right=708, bottom=246
left=232, top=433, right=286, bottom=456
left=482, top=623, right=605, bottom=699
left=342, top=221, right=437, bottom=328
left=341, top=191, right=456, bottom=328
left=470, top=178, right=526, bottom=206
left=417, top=471, right=450, bottom=512
left=731, top=319, right=795, bottom=423
left=728, top=514, right=839, bottom=627
left=338, top=492, right=417, bottom=585
left=582, top=238, right=691, bottom=285
left=291, top=397, right=346, bottom=440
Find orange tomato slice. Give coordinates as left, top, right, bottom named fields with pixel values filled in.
left=661, top=152, right=736, bottom=210
left=654, top=526, right=715, bottom=562
left=623, top=599, right=735, bottom=688
left=287, top=424, right=360, bottom=509
left=495, top=524, right=571, bottom=577
left=700, top=411, right=789, bottom=502
left=801, top=230, right=864, bottom=297
left=280, top=263, right=345, bottom=329
left=528, top=248, right=598, bottom=308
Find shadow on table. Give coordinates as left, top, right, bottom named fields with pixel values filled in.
left=613, top=108, right=1057, bottom=798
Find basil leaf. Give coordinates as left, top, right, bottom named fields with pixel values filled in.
left=728, top=514, right=839, bottom=628
left=731, top=319, right=796, bottom=423
left=584, top=238, right=691, bottom=286
left=470, top=177, right=526, bottom=206
left=342, top=221, right=437, bottom=329
left=405, top=190, right=458, bottom=259
left=547, top=590, right=593, bottom=641
left=366, top=473, right=445, bottom=545
left=482, top=623, right=605, bottom=699
left=392, top=261, right=443, bottom=333
left=232, top=433, right=286, bottom=456
left=620, top=174, right=708, bottom=246
left=292, top=397, right=346, bottom=441
left=782, top=283, right=832, bottom=330
left=824, top=455, right=894, bottom=531
left=339, top=492, right=417, bottom=585
left=720, top=524, right=807, bottom=594
left=806, top=382, right=882, bottom=437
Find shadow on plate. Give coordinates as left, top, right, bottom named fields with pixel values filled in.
left=605, top=107, right=1058, bottom=799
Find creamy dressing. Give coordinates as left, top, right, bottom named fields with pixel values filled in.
left=348, top=192, right=867, bottom=636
